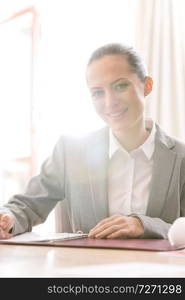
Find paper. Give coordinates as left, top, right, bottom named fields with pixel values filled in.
left=168, top=217, right=185, bottom=247
left=0, top=232, right=88, bottom=243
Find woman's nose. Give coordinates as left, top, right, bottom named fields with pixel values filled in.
left=104, top=91, right=118, bottom=109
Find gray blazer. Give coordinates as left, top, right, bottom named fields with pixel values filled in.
left=2, top=124, right=185, bottom=238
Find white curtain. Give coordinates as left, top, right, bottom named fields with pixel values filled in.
left=135, top=0, right=185, bottom=140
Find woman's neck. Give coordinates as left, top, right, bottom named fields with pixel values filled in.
left=113, top=121, right=150, bottom=152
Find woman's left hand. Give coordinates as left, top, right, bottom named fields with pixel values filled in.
left=88, top=214, right=144, bottom=239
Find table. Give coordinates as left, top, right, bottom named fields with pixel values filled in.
left=0, top=243, right=185, bottom=277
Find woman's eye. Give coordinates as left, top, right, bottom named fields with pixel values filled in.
left=114, top=82, right=129, bottom=91
left=92, top=90, right=104, bottom=100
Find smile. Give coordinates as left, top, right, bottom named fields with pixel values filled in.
left=107, top=108, right=128, bottom=119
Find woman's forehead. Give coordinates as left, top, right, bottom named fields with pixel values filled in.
left=86, top=55, right=133, bottom=87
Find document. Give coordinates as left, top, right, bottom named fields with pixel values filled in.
left=0, top=231, right=88, bottom=243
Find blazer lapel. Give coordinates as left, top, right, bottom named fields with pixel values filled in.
left=85, top=124, right=177, bottom=221
left=146, top=125, right=177, bottom=217
left=86, top=127, right=109, bottom=223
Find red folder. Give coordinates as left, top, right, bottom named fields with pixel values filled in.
left=1, top=237, right=185, bottom=251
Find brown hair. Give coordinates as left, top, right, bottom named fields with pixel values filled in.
left=87, top=43, right=147, bottom=82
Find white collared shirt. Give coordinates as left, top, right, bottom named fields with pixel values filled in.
left=108, top=119, right=156, bottom=216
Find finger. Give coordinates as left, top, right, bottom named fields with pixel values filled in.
left=96, top=215, right=124, bottom=227
left=89, top=217, right=112, bottom=232
left=0, top=227, right=13, bottom=239
left=90, top=217, right=136, bottom=239
left=89, top=215, right=124, bottom=232
left=0, top=215, right=13, bottom=231
left=0, top=213, right=4, bottom=223
left=107, top=218, right=144, bottom=238
left=89, top=216, right=125, bottom=237
left=93, top=224, right=124, bottom=239
left=89, top=220, right=117, bottom=237
left=107, top=228, right=130, bottom=239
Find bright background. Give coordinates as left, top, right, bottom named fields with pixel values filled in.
left=0, top=0, right=185, bottom=232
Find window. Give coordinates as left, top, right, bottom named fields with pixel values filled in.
left=0, top=7, right=40, bottom=205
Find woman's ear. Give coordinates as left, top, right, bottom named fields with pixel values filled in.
left=144, top=76, right=153, bottom=96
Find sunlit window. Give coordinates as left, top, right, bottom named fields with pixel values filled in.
left=0, top=7, right=40, bottom=205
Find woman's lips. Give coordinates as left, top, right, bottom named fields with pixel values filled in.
left=107, top=107, right=128, bottom=119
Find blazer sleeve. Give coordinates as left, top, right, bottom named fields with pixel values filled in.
left=180, top=157, right=185, bottom=218
left=1, top=137, right=65, bottom=235
left=132, top=215, right=172, bottom=239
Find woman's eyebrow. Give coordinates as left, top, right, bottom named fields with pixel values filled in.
left=90, top=86, right=102, bottom=91
left=110, top=78, right=129, bottom=85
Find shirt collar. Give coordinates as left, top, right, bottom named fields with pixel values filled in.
left=109, top=119, right=156, bottom=160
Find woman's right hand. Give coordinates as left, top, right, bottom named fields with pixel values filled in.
left=0, top=212, right=14, bottom=239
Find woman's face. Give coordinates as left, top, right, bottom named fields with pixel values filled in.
left=86, top=55, right=152, bottom=134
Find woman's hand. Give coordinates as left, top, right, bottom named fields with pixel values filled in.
left=88, top=214, right=144, bottom=239
left=0, top=213, right=14, bottom=239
